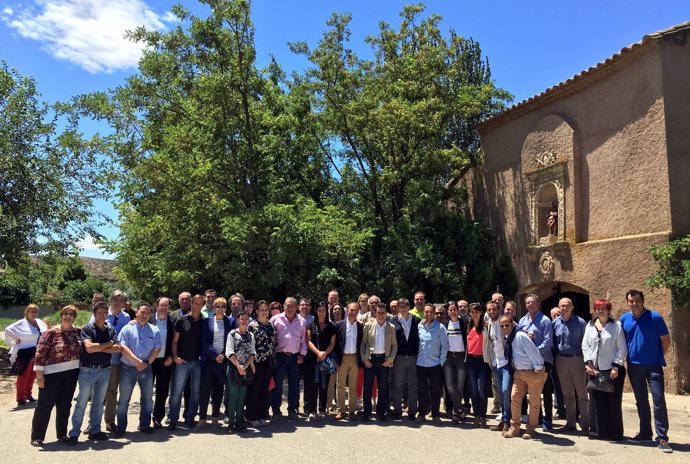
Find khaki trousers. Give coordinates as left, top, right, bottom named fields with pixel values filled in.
left=510, top=369, right=547, bottom=433
left=337, top=354, right=359, bottom=415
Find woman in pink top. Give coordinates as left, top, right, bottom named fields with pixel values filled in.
left=465, top=302, right=491, bottom=428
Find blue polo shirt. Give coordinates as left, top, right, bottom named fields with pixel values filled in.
left=620, top=308, right=669, bottom=366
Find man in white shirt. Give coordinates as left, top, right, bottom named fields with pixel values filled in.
left=360, top=304, right=397, bottom=422
left=334, top=303, right=363, bottom=421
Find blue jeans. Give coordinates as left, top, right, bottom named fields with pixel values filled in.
left=116, top=364, right=153, bottom=432
left=466, top=355, right=490, bottom=418
left=169, top=360, right=201, bottom=424
left=271, top=353, right=300, bottom=415
left=69, top=366, right=111, bottom=437
left=628, top=364, right=669, bottom=441
left=493, top=365, right=512, bottom=424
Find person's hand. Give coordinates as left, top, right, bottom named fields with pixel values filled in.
left=136, top=359, right=147, bottom=371
left=128, top=320, right=136, bottom=326
left=174, top=356, right=185, bottom=365
left=297, top=355, right=304, bottom=365
left=250, top=363, right=256, bottom=374
left=14, top=339, right=20, bottom=345
left=364, top=360, right=372, bottom=368
left=215, top=354, right=224, bottom=363
left=36, top=376, right=45, bottom=388
left=317, top=351, right=327, bottom=361
left=382, top=360, right=393, bottom=368
left=610, top=368, right=619, bottom=380
left=164, top=356, right=173, bottom=367
left=237, top=364, right=246, bottom=376
left=585, top=365, right=596, bottom=376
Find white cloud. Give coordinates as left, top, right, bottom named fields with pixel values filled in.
left=77, top=235, right=115, bottom=259
left=3, top=0, right=174, bottom=73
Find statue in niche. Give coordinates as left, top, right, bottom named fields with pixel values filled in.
left=547, top=202, right=558, bottom=236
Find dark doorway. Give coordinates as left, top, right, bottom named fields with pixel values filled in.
left=542, top=291, right=591, bottom=322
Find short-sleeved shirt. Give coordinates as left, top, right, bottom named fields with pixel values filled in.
left=307, top=320, right=336, bottom=360
left=174, top=314, right=203, bottom=361
left=621, top=308, right=669, bottom=366
left=118, top=323, right=161, bottom=367
left=80, top=322, right=116, bottom=366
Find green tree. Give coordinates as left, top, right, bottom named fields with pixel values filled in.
left=0, top=62, right=104, bottom=266
left=291, top=4, right=515, bottom=300
left=647, top=235, right=690, bottom=307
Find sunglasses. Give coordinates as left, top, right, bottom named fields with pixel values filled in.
left=500, top=323, right=511, bottom=328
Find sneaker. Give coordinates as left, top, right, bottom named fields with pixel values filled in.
left=113, top=430, right=125, bottom=438
left=249, top=420, right=262, bottom=428
left=308, top=412, right=317, bottom=421
left=30, top=439, right=43, bottom=447
left=542, top=420, right=553, bottom=431
left=66, top=436, right=78, bottom=446
left=27, top=396, right=37, bottom=403
left=658, top=440, right=673, bottom=453
left=627, top=433, right=653, bottom=443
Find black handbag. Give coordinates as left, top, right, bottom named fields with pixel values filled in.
left=587, top=370, right=614, bottom=393
left=229, top=365, right=254, bottom=386
left=586, top=326, right=615, bottom=393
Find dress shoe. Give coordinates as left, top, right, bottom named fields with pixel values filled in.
left=88, top=432, right=109, bottom=441
left=167, top=422, right=177, bottom=431
left=139, top=427, right=155, bottom=434
left=376, top=414, right=390, bottom=422
left=490, top=422, right=507, bottom=432
left=152, top=420, right=163, bottom=429
left=66, top=436, right=78, bottom=446
left=502, top=427, right=523, bottom=438
left=360, top=414, right=371, bottom=422
left=113, top=430, right=125, bottom=438
left=556, top=424, right=576, bottom=433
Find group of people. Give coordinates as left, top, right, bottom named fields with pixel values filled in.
left=4, top=287, right=672, bottom=453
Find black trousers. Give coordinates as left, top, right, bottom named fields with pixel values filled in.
left=304, top=357, right=332, bottom=414
left=589, top=366, right=626, bottom=440
left=245, top=359, right=273, bottom=421
left=31, top=369, right=79, bottom=441
left=152, top=358, right=173, bottom=423
left=417, top=364, right=443, bottom=418
left=363, top=355, right=390, bottom=416
left=199, top=360, right=226, bottom=419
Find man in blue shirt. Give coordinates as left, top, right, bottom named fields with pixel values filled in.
left=621, top=289, right=672, bottom=453
left=552, top=297, right=588, bottom=434
left=502, top=315, right=547, bottom=440
left=115, top=303, right=161, bottom=438
left=416, top=303, right=449, bottom=424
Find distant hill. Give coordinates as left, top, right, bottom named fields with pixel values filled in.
left=79, top=257, right=118, bottom=283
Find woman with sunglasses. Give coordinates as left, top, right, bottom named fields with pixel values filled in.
left=30, top=305, right=82, bottom=447
left=465, top=302, right=491, bottom=428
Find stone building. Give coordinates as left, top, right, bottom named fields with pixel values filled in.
left=466, top=22, right=690, bottom=392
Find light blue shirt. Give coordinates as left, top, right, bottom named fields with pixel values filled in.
left=553, top=314, right=586, bottom=356
left=511, top=330, right=544, bottom=370
left=416, top=320, right=449, bottom=367
left=118, top=322, right=161, bottom=367
left=90, top=308, right=131, bottom=365
left=517, top=311, right=553, bottom=364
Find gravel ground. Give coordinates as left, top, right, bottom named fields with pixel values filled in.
left=1, top=372, right=688, bottom=464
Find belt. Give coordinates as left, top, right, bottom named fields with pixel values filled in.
left=448, top=351, right=466, bottom=357
left=82, top=363, right=111, bottom=369
left=558, top=353, right=580, bottom=358
left=277, top=351, right=298, bottom=356
left=467, top=353, right=483, bottom=358
left=343, top=353, right=357, bottom=356
left=371, top=353, right=385, bottom=357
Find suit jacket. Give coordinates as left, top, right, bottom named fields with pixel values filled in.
left=334, top=318, right=363, bottom=366
left=360, top=320, right=398, bottom=363
left=200, top=316, right=236, bottom=362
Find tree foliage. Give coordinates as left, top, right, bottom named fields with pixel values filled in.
left=0, top=62, right=104, bottom=266
left=647, top=235, right=690, bottom=307
left=74, top=1, right=516, bottom=303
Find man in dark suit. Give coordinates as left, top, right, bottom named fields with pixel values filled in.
left=390, top=297, right=420, bottom=420
left=151, top=297, right=176, bottom=429
left=334, top=302, right=363, bottom=421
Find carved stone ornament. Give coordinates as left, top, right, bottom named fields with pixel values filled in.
left=539, top=251, right=556, bottom=280
left=535, top=151, right=557, bottom=168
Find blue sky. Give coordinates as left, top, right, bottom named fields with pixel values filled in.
left=1, top=0, right=688, bottom=259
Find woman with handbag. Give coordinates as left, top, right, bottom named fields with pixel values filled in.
left=225, top=310, right=256, bottom=433
left=30, top=305, right=81, bottom=447
left=4, top=304, right=49, bottom=407
left=304, top=301, right=336, bottom=420
left=246, top=300, right=277, bottom=428
left=582, top=298, right=627, bottom=441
